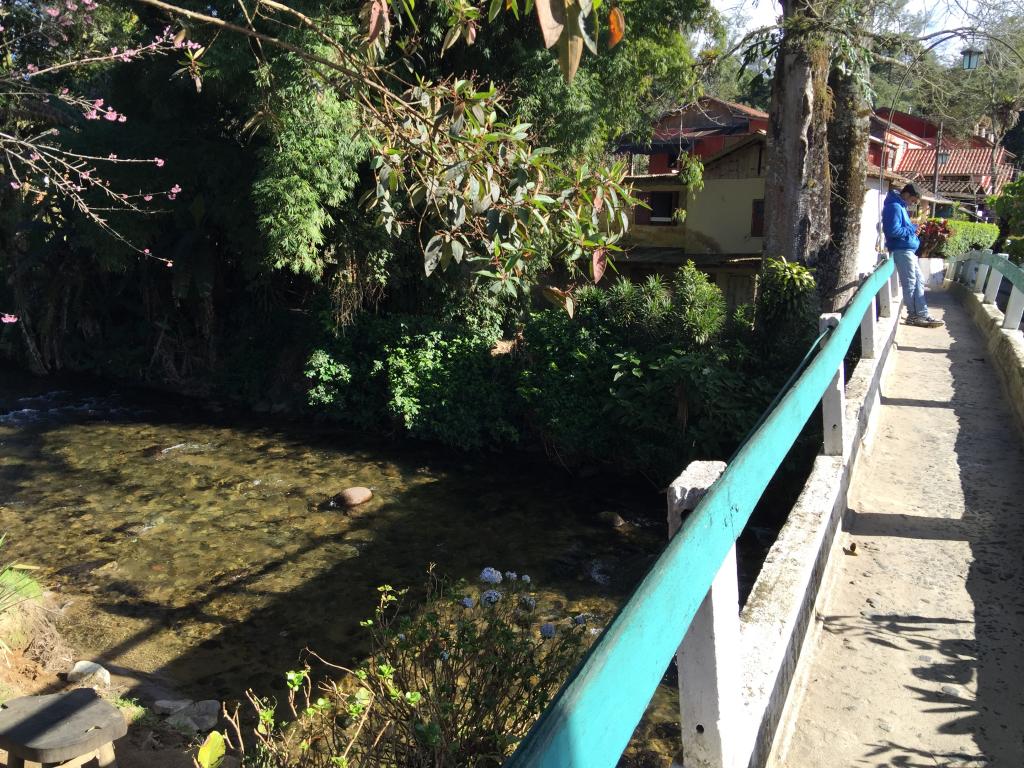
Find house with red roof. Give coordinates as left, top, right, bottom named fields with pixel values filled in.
left=613, top=98, right=1014, bottom=305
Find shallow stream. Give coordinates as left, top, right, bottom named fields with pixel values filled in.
left=0, top=370, right=673, bottom=703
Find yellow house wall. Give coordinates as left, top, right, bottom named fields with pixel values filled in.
left=684, top=178, right=766, bottom=254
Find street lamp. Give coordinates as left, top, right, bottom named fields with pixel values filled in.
left=962, top=46, right=983, bottom=70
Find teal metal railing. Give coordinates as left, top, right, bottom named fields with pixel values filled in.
left=950, top=249, right=1024, bottom=330
left=505, top=256, right=897, bottom=768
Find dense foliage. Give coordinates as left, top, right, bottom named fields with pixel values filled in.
left=225, top=569, right=587, bottom=768
left=937, top=220, right=1001, bottom=259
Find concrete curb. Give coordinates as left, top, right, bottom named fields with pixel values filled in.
left=948, top=281, right=1024, bottom=434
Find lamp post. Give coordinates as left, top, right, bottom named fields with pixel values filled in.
left=932, top=121, right=947, bottom=216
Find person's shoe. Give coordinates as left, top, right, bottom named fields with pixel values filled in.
left=907, top=315, right=943, bottom=328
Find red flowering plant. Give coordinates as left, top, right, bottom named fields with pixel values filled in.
left=917, top=218, right=953, bottom=258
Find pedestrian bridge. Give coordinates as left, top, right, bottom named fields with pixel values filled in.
left=506, top=251, right=1024, bottom=767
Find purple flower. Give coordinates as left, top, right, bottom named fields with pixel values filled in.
left=572, top=614, right=587, bottom=626
left=504, top=571, right=518, bottom=581
left=519, top=595, right=536, bottom=611
left=540, top=623, right=556, bottom=639
left=460, top=596, right=476, bottom=609
left=479, top=567, right=502, bottom=585
left=481, top=589, right=502, bottom=606
left=521, top=574, right=531, bottom=584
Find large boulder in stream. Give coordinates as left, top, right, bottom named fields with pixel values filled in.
left=320, top=487, right=373, bottom=510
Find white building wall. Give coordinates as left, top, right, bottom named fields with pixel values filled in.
left=857, top=176, right=889, bottom=275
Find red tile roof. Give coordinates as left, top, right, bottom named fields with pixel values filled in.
left=897, top=147, right=1013, bottom=176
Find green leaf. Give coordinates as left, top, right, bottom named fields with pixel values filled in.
left=424, top=235, right=445, bottom=276
left=197, top=732, right=226, bottom=768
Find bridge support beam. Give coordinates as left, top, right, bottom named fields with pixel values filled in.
left=668, top=461, right=740, bottom=768
left=860, top=273, right=878, bottom=359
left=820, top=313, right=844, bottom=455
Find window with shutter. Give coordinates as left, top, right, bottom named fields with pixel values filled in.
left=751, top=199, right=765, bottom=237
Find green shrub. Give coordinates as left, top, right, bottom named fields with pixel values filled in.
left=225, top=569, right=587, bottom=768
left=305, top=316, right=520, bottom=450
left=518, top=263, right=763, bottom=481
left=938, top=220, right=1000, bottom=259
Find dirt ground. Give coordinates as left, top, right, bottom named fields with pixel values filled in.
left=0, top=599, right=194, bottom=768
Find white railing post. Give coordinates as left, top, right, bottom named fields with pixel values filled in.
left=860, top=273, right=878, bottom=358
left=983, top=254, right=1007, bottom=304
left=1004, top=286, right=1024, bottom=330
left=820, top=313, right=844, bottom=456
left=974, top=249, right=993, bottom=293
left=668, top=461, right=740, bottom=768
left=878, top=272, right=893, bottom=318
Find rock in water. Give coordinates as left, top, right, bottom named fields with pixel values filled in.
left=321, top=487, right=373, bottom=510
left=67, top=660, right=111, bottom=687
left=597, top=510, right=627, bottom=528
left=166, top=700, right=221, bottom=732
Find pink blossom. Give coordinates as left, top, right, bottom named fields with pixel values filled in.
left=143, top=248, right=151, bottom=254
left=45, top=7, right=60, bottom=16
left=93, top=99, right=104, bottom=107
left=170, top=184, right=182, bottom=194
left=26, top=64, right=38, bottom=73
left=110, top=46, right=118, bottom=55
left=66, top=1, right=78, bottom=8
left=60, top=87, right=69, bottom=95
left=166, top=261, right=173, bottom=268
left=154, top=158, right=165, bottom=167
left=80, top=170, right=90, bottom=179
left=9, top=182, right=21, bottom=190
left=118, top=115, right=126, bottom=123
left=108, top=153, right=117, bottom=159
left=85, top=109, right=99, bottom=120
left=104, top=110, right=118, bottom=121
left=1, top=314, right=19, bottom=324
left=143, top=195, right=153, bottom=201
left=167, top=194, right=177, bottom=201
left=29, top=153, right=40, bottom=161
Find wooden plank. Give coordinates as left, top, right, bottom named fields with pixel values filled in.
left=505, top=258, right=895, bottom=768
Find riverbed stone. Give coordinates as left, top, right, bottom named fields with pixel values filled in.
left=153, top=698, right=193, bottom=715
left=597, top=510, right=627, bottom=528
left=67, top=660, right=111, bottom=687
left=166, top=699, right=221, bottom=732
left=323, top=487, right=373, bottom=509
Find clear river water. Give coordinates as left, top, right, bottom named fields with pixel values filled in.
left=0, top=370, right=672, bottom=696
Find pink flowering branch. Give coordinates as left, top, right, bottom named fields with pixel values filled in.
left=0, top=12, right=192, bottom=267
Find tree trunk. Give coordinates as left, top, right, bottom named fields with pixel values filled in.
left=762, top=0, right=832, bottom=267
left=819, top=60, right=871, bottom=313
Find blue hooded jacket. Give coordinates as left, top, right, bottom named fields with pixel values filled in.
left=881, top=189, right=920, bottom=252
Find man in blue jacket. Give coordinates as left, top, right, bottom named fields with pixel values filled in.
left=882, top=183, right=943, bottom=327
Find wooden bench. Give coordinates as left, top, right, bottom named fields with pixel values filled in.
left=0, top=690, right=127, bottom=768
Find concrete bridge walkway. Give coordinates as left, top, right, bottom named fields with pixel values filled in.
left=772, top=291, right=1024, bottom=767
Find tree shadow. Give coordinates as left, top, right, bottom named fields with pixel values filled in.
left=837, top=290, right=1024, bottom=766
